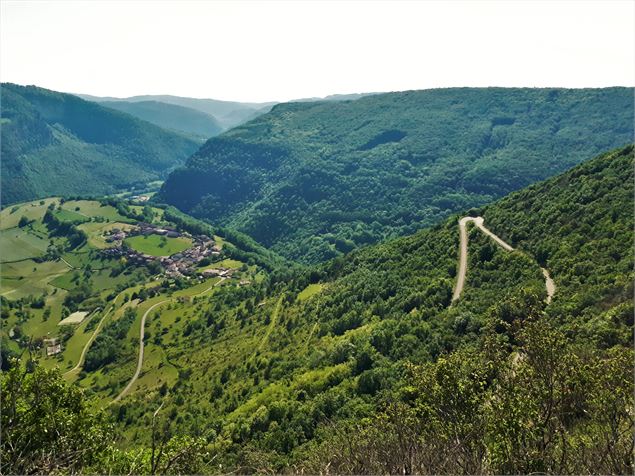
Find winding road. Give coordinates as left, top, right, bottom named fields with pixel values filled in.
left=452, top=216, right=555, bottom=304
left=111, top=276, right=226, bottom=403
left=113, top=299, right=169, bottom=403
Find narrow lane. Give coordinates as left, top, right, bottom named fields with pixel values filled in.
left=112, top=299, right=168, bottom=403
left=452, top=216, right=555, bottom=304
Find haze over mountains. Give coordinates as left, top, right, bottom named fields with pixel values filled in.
left=92, top=100, right=224, bottom=142
left=77, top=92, right=276, bottom=132
left=158, top=87, right=634, bottom=263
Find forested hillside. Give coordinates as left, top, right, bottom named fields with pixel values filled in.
left=158, top=87, right=634, bottom=263
left=78, top=145, right=632, bottom=473
left=0, top=84, right=199, bottom=204
left=97, top=100, right=223, bottom=141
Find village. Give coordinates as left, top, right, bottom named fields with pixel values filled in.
left=101, top=222, right=236, bottom=279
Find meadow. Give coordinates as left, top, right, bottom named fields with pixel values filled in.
left=124, top=234, right=192, bottom=256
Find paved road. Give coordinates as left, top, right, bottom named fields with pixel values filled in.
left=452, top=216, right=555, bottom=304
left=113, top=300, right=168, bottom=403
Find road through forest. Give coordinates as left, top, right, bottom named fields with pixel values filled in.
left=452, top=216, right=555, bottom=304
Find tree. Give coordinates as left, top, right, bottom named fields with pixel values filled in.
left=1, top=363, right=111, bottom=474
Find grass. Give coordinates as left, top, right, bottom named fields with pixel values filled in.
left=124, top=234, right=192, bottom=257
left=1, top=260, right=69, bottom=298
left=202, top=258, right=242, bottom=270
left=0, top=227, right=50, bottom=262
left=297, top=283, right=324, bottom=301
left=0, top=197, right=60, bottom=230
left=61, top=200, right=133, bottom=222
left=53, top=208, right=89, bottom=223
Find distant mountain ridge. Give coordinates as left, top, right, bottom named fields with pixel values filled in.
left=95, top=100, right=223, bottom=142
left=1, top=83, right=199, bottom=205
left=76, top=93, right=276, bottom=131
left=75, top=92, right=376, bottom=131
left=157, top=87, right=634, bottom=264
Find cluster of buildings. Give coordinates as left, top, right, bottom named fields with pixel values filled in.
left=161, top=236, right=222, bottom=278
left=101, top=223, right=230, bottom=279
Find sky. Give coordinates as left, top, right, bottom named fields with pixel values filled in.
left=1, top=0, right=633, bottom=103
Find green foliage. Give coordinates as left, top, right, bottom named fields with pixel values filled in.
left=483, top=145, right=634, bottom=345
left=84, top=307, right=137, bottom=371
left=159, top=88, right=634, bottom=263
left=300, top=320, right=634, bottom=475
left=0, top=363, right=111, bottom=474
left=1, top=83, right=199, bottom=204
left=0, top=362, right=211, bottom=475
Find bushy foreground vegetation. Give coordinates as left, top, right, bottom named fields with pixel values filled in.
left=159, top=87, right=634, bottom=263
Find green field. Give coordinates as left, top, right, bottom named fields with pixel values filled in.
left=297, top=283, right=324, bottom=301
left=124, top=234, right=192, bottom=257
left=1, top=260, right=69, bottom=298
left=0, top=227, right=50, bottom=262
left=0, top=198, right=60, bottom=230
left=53, top=208, right=89, bottom=223
left=61, top=200, right=133, bottom=223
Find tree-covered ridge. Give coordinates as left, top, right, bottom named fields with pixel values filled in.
left=0, top=83, right=200, bottom=204
left=110, top=146, right=633, bottom=473
left=482, top=144, right=634, bottom=345
left=158, top=87, right=634, bottom=263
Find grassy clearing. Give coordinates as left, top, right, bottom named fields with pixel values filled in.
left=173, top=277, right=222, bottom=298
left=53, top=208, right=89, bottom=223
left=202, top=258, right=242, bottom=270
left=297, top=283, right=324, bottom=301
left=124, top=234, right=192, bottom=257
left=1, top=260, right=69, bottom=298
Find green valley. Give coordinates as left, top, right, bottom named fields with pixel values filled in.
left=5, top=145, right=628, bottom=474
left=158, top=87, right=634, bottom=263
left=1, top=84, right=200, bottom=205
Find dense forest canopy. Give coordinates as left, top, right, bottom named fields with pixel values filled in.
left=0, top=83, right=199, bottom=204
left=158, top=87, right=634, bottom=263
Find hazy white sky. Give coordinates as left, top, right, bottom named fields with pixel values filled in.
left=1, top=0, right=633, bottom=102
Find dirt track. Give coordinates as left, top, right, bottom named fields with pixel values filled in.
left=452, top=216, right=555, bottom=304
left=112, top=300, right=168, bottom=403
